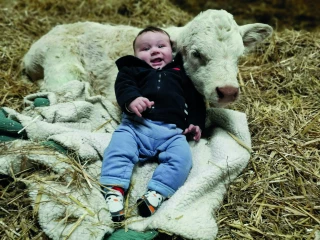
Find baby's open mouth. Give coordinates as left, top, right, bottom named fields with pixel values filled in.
left=151, top=58, right=162, bottom=63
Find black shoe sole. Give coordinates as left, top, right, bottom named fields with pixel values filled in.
left=137, top=199, right=152, bottom=217
left=112, top=214, right=125, bottom=222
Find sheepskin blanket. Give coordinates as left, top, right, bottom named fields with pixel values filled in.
left=0, top=80, right=251, bottom=240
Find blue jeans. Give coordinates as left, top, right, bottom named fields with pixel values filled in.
left=100, top=114, right=192, bottom=198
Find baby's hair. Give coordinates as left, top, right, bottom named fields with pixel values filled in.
left=133, top=26, right=173, bottom=52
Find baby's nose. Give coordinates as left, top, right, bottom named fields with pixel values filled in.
left=151, top=49, right=159, bottom=55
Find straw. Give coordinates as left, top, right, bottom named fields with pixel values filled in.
left=0, top=0, right=319, bottom=239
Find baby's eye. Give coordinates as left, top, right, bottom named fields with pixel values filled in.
left=158, top=45, right=164, bottom=48
left=143, top=47, right=150, bottom=51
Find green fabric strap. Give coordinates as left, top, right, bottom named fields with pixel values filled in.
left=0, top=135, right=18, bottom=142
left=34, top=97, right=50, bottom=107
left=41, top=140, right=68, bottom=155
left=0, top=110, right=28, bottom=141
left=0, top=108, right=7, bottom=118
left=105, top=229, right=158, bottom=240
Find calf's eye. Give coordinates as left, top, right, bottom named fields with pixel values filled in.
left=192, top=50, right=201, bottom=59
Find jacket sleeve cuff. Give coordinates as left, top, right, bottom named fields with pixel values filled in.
left=125, top=103, right=134, bottom=113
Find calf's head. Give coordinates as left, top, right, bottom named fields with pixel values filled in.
left=176, top=10, right=273, bottom=107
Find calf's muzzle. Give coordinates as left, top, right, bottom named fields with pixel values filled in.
left=216, top=86, right=239, bottom=103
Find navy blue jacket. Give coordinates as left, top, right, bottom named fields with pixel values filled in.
left=115, top=54, right=206, bottom=131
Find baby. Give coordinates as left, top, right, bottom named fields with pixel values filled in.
left=100, top=26, right=206, bottom=222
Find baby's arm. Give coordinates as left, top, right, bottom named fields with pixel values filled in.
left=127, top=97, right=154, bottom=117
left=115, top=67, right=143, bottom=115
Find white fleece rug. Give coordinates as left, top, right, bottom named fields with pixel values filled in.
left=1, top=80, right=252, bottom=240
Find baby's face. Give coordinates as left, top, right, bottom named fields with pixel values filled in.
left=134, top=31, right=173, bottom=69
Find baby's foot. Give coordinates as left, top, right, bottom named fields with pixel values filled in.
left=105, top=189, right=124, bottom=222
left=137, top=190, right=164, bottom=217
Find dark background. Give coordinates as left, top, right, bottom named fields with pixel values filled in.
left=171, top=0, right=320, bottom=31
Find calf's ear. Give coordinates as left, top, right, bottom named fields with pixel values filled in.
left=171, top=40, right=178, bottom=55
left=240, top=23, right=273, bottom=52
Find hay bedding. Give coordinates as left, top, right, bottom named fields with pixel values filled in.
left=0, top=0, right=319, bottom=239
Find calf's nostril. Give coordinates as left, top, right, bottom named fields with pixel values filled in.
left=234, top=90, right=239, bottom=98
left=216, top=87, right=224, bottom=99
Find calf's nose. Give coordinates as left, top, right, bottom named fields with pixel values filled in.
left=216, top=86, right=239, bottom=103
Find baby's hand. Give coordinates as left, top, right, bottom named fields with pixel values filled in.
left=128, top=97, right=154, bottom=117
left=183, top=124, right=202, bottom=141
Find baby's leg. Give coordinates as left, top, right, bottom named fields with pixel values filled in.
left=100, top=125, right=139, bottom=191
left=137, top=135, right=192, bottom=217
left=100, top=124, right=138, bottom=221
left=150, top=134, right=192, bottom=197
